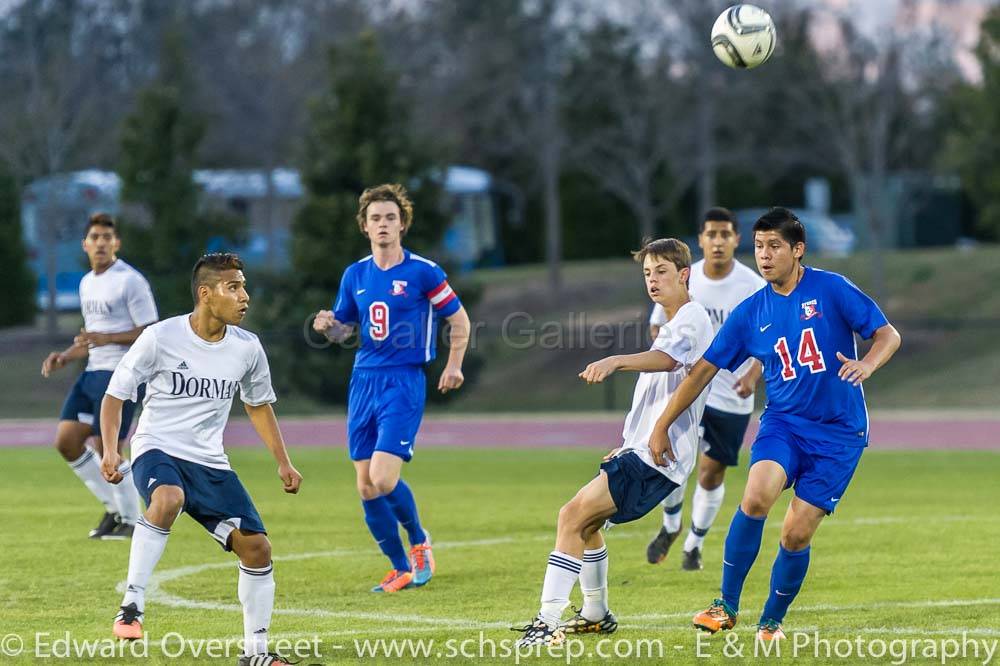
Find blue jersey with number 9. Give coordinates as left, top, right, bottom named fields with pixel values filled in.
left=703, top=266, right=888, bottom=447
left=333, top=250, right=462, bottom=369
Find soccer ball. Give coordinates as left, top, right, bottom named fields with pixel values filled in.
left=710, top=4, right=776, bottom=69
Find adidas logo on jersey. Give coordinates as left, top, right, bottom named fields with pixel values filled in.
left=177, top=361, right=189, bottom=370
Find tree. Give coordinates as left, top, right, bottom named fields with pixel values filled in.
left=944, top=6, right=1000, bottom=240
left=266, top=31, right=452, bottom=404
left=117, top=26, right=245, bottom=317
left=0, top=166, right=35, bottom=327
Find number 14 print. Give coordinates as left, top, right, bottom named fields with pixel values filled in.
left=773, top=327, right=825, bottom=380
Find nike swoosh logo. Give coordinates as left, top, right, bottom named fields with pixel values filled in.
left=759, top=324, right=772, bottom=332
left=775, top=590, right=791, bottom=596
left=830, top=497, right=840, bottom=502
left=723, top=559, right=734, bottom=567
left=400, top=441, right=411, bottom=446
left=356, top=289, right=366, bottom=295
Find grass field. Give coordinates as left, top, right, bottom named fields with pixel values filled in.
left=2, top=446, right=998, bottom=664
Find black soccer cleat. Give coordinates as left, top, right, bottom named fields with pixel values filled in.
left=512, top=615, right=566, bottom=647
left=236, top=653, right=299, bottom=666
left=646, top=524, right=682, bottom=564
left=102, top=520, right=135, bottom=541
left=89, top=511, right=120, bottom=539
left=560, top=608, right=618, bottom=635
left=682, top=547, right=703, bottom=571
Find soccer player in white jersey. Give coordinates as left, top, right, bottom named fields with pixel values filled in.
left=646, top=207, right=766, bottom=571
left=99, top=253, right=303, bottom=666
left=40, top=213, right=158, bottom=539
left=513, top=239, right=714, bottom=647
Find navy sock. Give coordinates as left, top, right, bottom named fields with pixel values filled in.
left=760, top=544, right=811, bottom=624
left=362, top=497, right=410, bottom=572
left=720, top=507, right=766, bottom=613
left=384, top=479, right=427, bottom=546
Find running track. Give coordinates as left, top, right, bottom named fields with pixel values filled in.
left=1, top=413, right=997, bottom=449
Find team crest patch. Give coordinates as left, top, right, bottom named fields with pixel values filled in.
left=800, top=299, right=821, bottom=320
left=391, top=280, right=409, bottom=296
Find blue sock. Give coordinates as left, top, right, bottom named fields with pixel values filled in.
left=760, top=544, right=810, bottom=624
left=384, top=479, right=427, bottom=546
left=720, top=507, right=767, bottom=613
left=362, top=497, right=410, bottom=572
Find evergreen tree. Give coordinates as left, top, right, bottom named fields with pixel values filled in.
left=117, top=27, right=244, bottom=316
left=263, top=31, right=460, bottom=405
left=0, top=166, right=36, bottom=326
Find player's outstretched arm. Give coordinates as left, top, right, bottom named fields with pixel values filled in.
left=648, top=358, right=720, bottom=466
left=244, top=402, right=303, bottom=494
left=836, top=323, right=901, bottom=386
left=438, top=306, right=470, bottom=393
left=99, top=395, right=125, bottom=483
left=579, top=350, right=677, bottom=384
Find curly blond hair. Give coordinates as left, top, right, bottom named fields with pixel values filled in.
left=356, top=183, right=414, bottom=236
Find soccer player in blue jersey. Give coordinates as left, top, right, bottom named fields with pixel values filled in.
left=312, top=184, right=470, bottom=593
left=647, top=208, right=901, bottom=641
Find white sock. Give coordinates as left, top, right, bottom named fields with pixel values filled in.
left=539, top=551, right=582, bottom=627
left=684, top=483, right=726, bottom=552
left=239, top=563, right=275, bottom=656
left=68, top=448, right=116, bottom=512
left=121, top=517, right=170, bottom=613
left=661, top=481, right=686, bottom=533
left=112, top=459, right=142, bottom=524
left=580, top=547, right=609, bottom=622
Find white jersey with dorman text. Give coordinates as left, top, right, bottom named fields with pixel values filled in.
left=650, top=259, right=765, bottom=414
left=106, top=315, right=276, bottom=470
left=79, top=259, right=158, bottom=372
left=621, top=300, right=715, bottom=485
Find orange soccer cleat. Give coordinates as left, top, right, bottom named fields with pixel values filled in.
left=371, top=569, right=415, bottom=593
left=112, top=602, right=143, bottom=640
left=692, top=598, right=737, bottom=633
left=756, top=619, right=786, bottom=642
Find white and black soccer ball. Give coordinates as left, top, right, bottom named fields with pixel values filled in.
left=710, top=4, right=776, bottom=70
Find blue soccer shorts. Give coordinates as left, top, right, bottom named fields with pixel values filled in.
left=347, top=366, right=426, bottom=462
left=131, top=448, right=266, bottom=551
left=600, top=451, right=680, bottom=525
left=750, top=419, right=865, bottom=514
left=60, top=370, right=145, bottom=441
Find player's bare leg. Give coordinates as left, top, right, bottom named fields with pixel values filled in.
left=516, top=473, right=618, bottom=646
left=57, top=420, right=121, bottom=537
left=694, top=460, right=786, bottom=633
left=682, top=455, right=728, bottom=570
left=114, top=484, right=183, bottom=640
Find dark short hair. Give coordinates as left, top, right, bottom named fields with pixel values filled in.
left=191, top=252, right=244, bottom=303
left=700, top=206, right=736, bottom=232
left=84, top=212, right=117, bottom=237
left=752, top=207, right=806, bottom=248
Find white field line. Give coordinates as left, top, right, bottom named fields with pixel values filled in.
left=124, top=520, right=998, bottom=638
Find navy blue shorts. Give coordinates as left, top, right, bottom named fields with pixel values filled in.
left=347, top=366, right=426, bottom=462
left=600, top=451, right=680, bottom=525
left=700, top=406, right=752, bottom=467
left=60, top=371, right=144, bottom=441
left=750, top=419, right=865, bottom=514
left=132, top=449, right=266, bottom=551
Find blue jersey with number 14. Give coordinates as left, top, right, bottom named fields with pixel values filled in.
left=703, top=266, right=888, bottom=447
left=333, top=250, right=462, bottom=369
